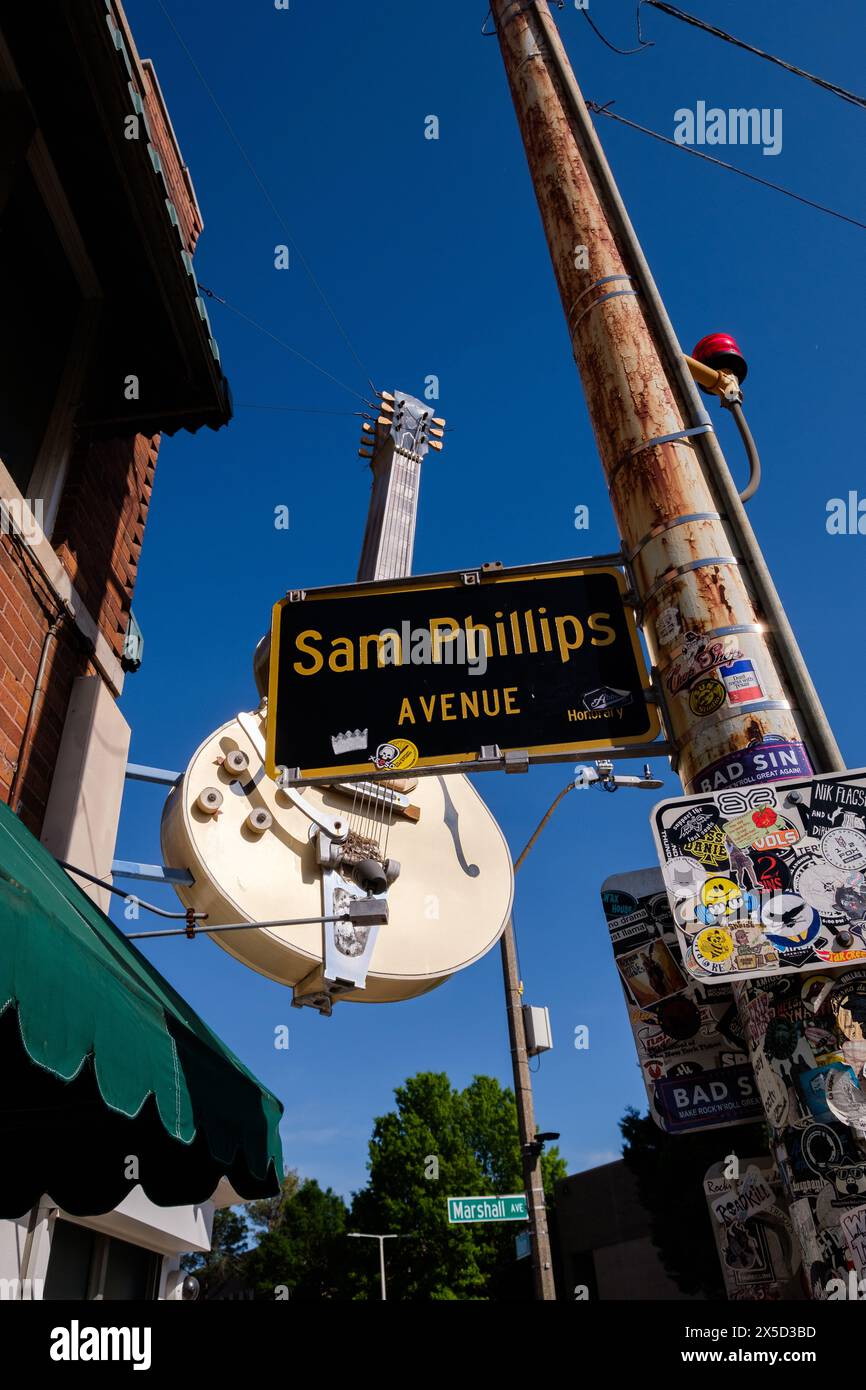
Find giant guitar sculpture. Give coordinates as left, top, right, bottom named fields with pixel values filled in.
left=161, top=392, right=514, bottom=1013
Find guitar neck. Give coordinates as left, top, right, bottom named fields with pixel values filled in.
left=357, top=390, right=445, bottom=584
left=357, top=440, right=423, bottom=584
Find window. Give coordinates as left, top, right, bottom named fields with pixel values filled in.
left=44, top=1218, right=161, bottom=1301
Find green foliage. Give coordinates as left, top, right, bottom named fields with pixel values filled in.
left=245, top=1172, right=349, bottom=1301
left=181, top=1205, right=248, bottom=1296
left=348, top=1072, right=565, bottom=1301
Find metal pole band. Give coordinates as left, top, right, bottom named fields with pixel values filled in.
left=570, top=288, right=639, bottom=339
left=672, top=701, right=794, bottom=751
left=640, top=555, right=740, bottom=607
left=566, top=273, right=635, bottom=325
left=606, top=422, right=714, bottom=491
left=625, top=512, right=723, bottom=563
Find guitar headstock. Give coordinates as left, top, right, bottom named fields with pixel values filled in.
left=359, top=389, right=445, bottom=463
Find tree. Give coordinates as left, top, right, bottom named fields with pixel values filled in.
left=245, top=1174, right=349, bottom=1301
left=619, top=1106, right=767, bottom=1299
left=181, top=1205, right=249, bottom=1297
left=348, top=1072, right=566, bottom=1301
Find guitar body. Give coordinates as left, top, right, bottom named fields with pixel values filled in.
left=160, top=707, right=514, bottom=1003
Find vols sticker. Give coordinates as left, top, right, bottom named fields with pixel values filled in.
left=719, top=659, right=764, bottom=704
left=693, top=926, right=735, bottom=975
left=372, top=738, right=418, bottom=771
left=689, top=677, right=726, bottom=717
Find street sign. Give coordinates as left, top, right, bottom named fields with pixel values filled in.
left=601, top=868, right=762, bottom=1133
left=265, top=560, right=659, bottom=782
left=515, top=1230, right=532, bottom=1260
left=651, top=766, right=866, bottom=984
left=447, top=1194, right=527, bottom=1224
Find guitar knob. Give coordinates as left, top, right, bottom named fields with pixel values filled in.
left=224, top=749, right=250, bottom=779
left=245, top=808, right=273, bottom=835
left=196, top=787, right=223, bottom=815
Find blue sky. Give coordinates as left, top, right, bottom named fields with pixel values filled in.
left=118, top=0, right=866, bottom=1198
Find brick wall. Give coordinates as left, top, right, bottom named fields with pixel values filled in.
left=0, top=43, right=196, bottom=836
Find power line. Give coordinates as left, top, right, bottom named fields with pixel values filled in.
left=236, top=404, right=366, bottom=417
left=586, top=102, right=866, bottom=233
left=197, top=284, right=373, bottom=404
left=582, top=8, right=653, bottom=57
left=638, top=1, right=866, bottom=112
left=155, top=0, right=377, bottom=395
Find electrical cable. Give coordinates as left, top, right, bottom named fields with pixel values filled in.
left=155, top=0, right=377, bottom=396
left=197, top=284, right=374, bottom=405
left=585, top=102, right=866, bottom=233
left=638, top=1, right=866, bottom=112
left=582, top=8, right=653, bottom=56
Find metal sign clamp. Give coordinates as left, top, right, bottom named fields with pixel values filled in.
left=505, top=750, right=530, bottom=774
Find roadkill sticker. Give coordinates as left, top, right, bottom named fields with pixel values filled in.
left=651, top=766, right=866, bottom=983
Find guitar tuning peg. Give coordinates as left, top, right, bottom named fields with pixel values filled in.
left=428, top=439, right=444, bottom=452
left=432, top=417, right=446, bottom=428
left=379, top=390, right=395, bottom=403
left=377, top=415, right=393, bottom=427
left=430, top=427, right=444, bottom=439
left=361, top=422, right=375, bottom=433
left=358, top=447, right=374, bottom=459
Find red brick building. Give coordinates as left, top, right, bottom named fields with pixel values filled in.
left=0, top=1, right=231, bottom=879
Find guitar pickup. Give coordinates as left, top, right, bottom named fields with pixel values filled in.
left=330, top=781, right=421, bottom=823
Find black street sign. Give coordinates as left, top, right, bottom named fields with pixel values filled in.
left=265, top=561, right=660, bottom=781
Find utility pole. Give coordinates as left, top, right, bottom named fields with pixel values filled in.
left=500, top=923, right=557, bottom=1301
left=347, top=1232, right=400, bottom=1300
left=490, top=0, right=853, bottom=1294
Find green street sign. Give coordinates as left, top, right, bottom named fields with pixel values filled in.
left=447, top=1194, right=528, bottom=1224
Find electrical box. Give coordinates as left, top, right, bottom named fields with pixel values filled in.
left=522, top=1005, right=553, bottom=1057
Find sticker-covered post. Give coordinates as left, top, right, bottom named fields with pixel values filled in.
left=491, top=0, right=853, bottom=1294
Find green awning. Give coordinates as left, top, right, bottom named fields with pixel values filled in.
left=0, top=800, right=282, bottom=1218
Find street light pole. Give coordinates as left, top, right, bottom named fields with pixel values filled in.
left=347, top=1232, right=400, bottom=1301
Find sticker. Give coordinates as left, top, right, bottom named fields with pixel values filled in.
left=841, top=1205, right=866, bottom=1274
left=752, top=852, right=792, bottom=895
left=693, top=926, right=735, bottom=974
left=689, top=736, right=813, bottom=794
left=806, top=778, right=866, bottom=838
left=719, top=658, right=764, bottom=704
left=759, top=894, right=821, bottom=957
left=665, top=632, right=744, bottom=696
left=829, top=978, right=866, bottom=1042
left=656, top=1064, right=761, bottom=1132
left=689, top=677, right=726, bottom=716
left=823, top=1065, right=866, bottom=1133
left=656, top=606, right=682, bottom=646
left=663, top=855, right=710, bottom=901
left=798, top=1063, right=859, bottom=1122
left=790, top=850, right=851, bottom=921
left=655, top=994, right=702, bottom=1040
left=796, top=1122, right=849, bottom=1177
left=582, top=686, right=633, bottom=711
left=616, top=939, right=687, bottom=1007
left=693, top=877, right=759, bottom=926
left=822, top=827, right=866, bottom=872
left=372, top=738, right=418, bottom=771
left=723, top=806, right=799, bottom=853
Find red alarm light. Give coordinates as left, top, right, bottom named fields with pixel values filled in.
left=692, top=332, right=748, bottom=384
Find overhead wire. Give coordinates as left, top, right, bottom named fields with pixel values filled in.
left=196, top=283, right=374, bottom=405
left=582, top=7, right=653, bottom=56
left=585, top=102, right=866, bottom=233
left=637, top=2, right=866, bottom=111
left=156, top=0, right=377, bottom=396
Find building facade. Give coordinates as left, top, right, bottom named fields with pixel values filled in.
left=0, top=1, right=249, bottom=1300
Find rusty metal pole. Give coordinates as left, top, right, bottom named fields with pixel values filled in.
left=500, top=922, right=557, bottom=1300
left=490, top=0, right=854, bottom=1295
